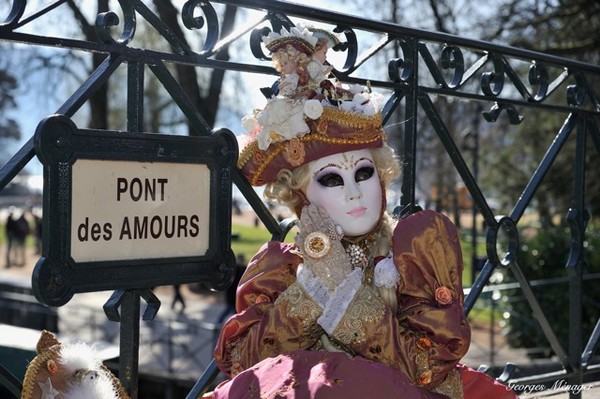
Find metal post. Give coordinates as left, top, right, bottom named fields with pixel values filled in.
left=567, top=118, right=587, bottom=398
left=118, top=290, right=141, bottom=399
left=490, top=292, right=496, bottom=366
left=462, top=104, right=482, bottom=286
left=470, top=185, right=478, bottom=284
left=471, top=105, right=481, bottom=285
left=400, top=38, right=419, bottom=208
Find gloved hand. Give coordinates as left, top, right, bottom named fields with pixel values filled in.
left=295, top=204, right=352, bottom=293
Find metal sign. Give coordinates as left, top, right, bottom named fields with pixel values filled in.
left=33, top=115, right=238, bottom=306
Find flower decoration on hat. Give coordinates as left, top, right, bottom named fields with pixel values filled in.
left=237, top=26, right=388, bottom=186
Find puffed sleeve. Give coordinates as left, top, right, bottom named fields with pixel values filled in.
left=325, top=210, right=470, bottom=391
left=213, top=241, right=324, bottom=377
left=393, top=210, right=471, bottom=385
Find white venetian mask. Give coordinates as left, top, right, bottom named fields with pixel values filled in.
left=305, top=149, right=382, bottom=236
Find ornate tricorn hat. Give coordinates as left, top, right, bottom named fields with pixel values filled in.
left=237, top=27, right=387, bottom=186
left=238, top=105, right=386, bottom=186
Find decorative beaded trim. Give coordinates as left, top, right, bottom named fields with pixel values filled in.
left=21, top=349, right=57, bottom=399
left=327, top=223, right=344, bottom=241
left=275, top=282, right=324, bottom=341
left=346, top=243, right=369, bottom=269
left=415, top=337, right=433, bottom=387
left=238, top=129, right=384, bottom=185
left=317, top=107, right=382, bottom=129
left=431, top=368, right=464, bottom=399
left=330, top=284, right=385, bottom=345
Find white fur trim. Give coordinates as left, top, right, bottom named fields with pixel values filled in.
left=58, top=343, right=102, bottom=375
left=63, top=373, right=120, bottom=399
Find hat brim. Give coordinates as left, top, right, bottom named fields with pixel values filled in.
left=239, top=107, right=385, bottom=186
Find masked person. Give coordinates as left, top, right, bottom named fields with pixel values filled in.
left=208, top=28, right=518, bottom=399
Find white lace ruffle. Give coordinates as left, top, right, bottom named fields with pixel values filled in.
left=296, top=263, right=329, bottom=309
left=374, top=254, right=400, bottom=288
left=317, top=268, right=363, bottom=334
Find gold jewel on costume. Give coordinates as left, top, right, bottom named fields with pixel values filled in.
left=339, top=223, right=383, bottom=285
left=346, top=244, right=369, bottom=269
left=303, top=231, right=332, bottom=259
left=345, top=247, right=375, bottom=285
left=341, top=228, right=377, bottom=269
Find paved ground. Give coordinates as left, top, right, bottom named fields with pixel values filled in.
left=1, top=240, right=600, bottom=398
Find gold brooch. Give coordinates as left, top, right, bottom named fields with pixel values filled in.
left=303, top=231, right=331, bottom=259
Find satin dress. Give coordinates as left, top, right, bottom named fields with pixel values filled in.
left=209, top=210, right=518, bottom=399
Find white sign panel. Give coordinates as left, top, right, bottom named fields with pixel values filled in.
left=71, top=159, right=210, bottom=262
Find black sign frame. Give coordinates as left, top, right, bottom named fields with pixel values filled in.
left=33, top=115, right=238, bottom=306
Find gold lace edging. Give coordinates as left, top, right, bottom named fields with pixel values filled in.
left=332, top=285, right=385, bottom=346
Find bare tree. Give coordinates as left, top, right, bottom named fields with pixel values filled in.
left=60, top=0, right=239, bottom=133
left=64, top=0, right=110, bottom=129
left=0, top=66, right=21, bottom=162
left=482, top=0, right=600, bottom=63
left=152, top=1, right=237, bottom=134
left=476, top=0, right=600, bottom=221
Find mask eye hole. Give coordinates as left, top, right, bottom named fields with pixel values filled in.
left=317, top=172, right=344, bottom=187
left=355, top=166, right=374, bottom=182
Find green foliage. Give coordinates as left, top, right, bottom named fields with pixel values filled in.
left=230, top=223, right=295, bottom=264
left=501, top=221, right=600, bottom=358
left=481, top=107, right=600, bottom=222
